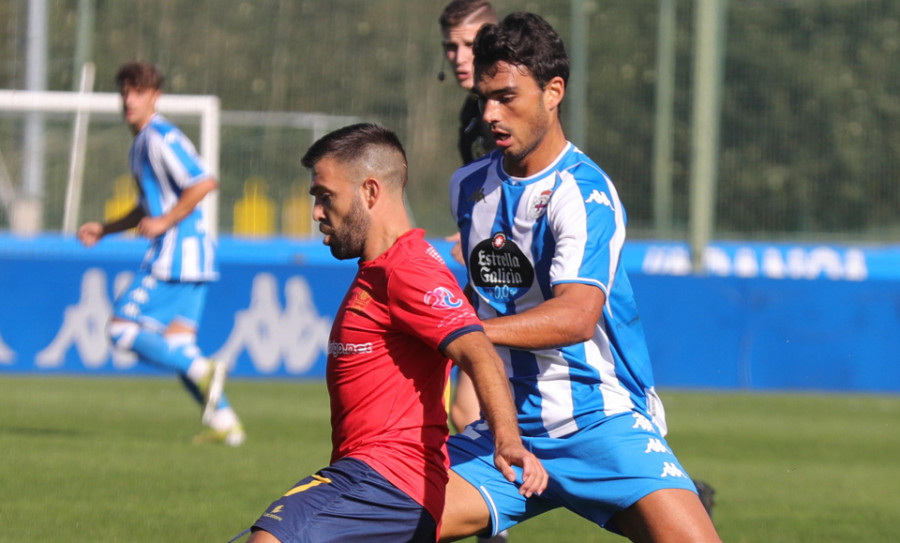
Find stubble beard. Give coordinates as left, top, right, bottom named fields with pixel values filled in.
left=329, top=196, right=370, bottom=260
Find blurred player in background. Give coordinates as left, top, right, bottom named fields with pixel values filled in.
left=440, top=0, right=498, bottom=166
left=440, top=14, right=721, bottom=542
left=77, top=61, right=244, bottom=446
left=245, top=123, right=546, bottom=543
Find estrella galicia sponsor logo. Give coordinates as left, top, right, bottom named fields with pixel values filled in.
left=469, top=232, right=534, bottom=302
left=328, top=341, right=374, bottom=356
left=424, top=286, right=464, bottom=310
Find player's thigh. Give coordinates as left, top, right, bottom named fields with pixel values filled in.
left=450, top=369, right=480, bottom=431
left=534, top=412, right=700, bottom=532
left=612, top=488, right=721, bottom=543
left=440, top=469, right=492, bottom=542
left=113, top=273, right=206, bottom=328
left=252, top=458, right=435, bottom=543
left=446, top=423, right=558, bottom=539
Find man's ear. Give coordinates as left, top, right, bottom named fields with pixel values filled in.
left=544, top=76, right=565, bottom=112
left=361, top=177, right=380, bottom=208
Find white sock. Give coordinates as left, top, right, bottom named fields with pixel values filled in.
left=185, top=357, right=211, bottom=383
left=209, top=406, right=239, bottom=431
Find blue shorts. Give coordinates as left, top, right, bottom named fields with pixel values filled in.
left=448, top=412, right=698, bottom=537
left=113, top=272, right=208, bottom=331
left=252, top=458, right=437, bottom=543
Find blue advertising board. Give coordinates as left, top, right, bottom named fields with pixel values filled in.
left=1, top=234, right=899, bottom=393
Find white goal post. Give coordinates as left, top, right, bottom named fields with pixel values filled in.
left=0, top=87, right=220, bottom=236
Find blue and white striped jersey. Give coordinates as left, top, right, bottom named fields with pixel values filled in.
left=449, top=142, right=666, bottom=439
left=129, top=114, right=218, bottom=282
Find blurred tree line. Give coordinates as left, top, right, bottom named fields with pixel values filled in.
left=0, top=0, right=897, bottom=241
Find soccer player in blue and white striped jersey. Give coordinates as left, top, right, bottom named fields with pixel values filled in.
left=440, top=13, right=721, bottom=543
left=77, top=61, right=243, bottom=446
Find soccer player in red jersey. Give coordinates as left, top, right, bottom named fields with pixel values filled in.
left=245, top=123, right=546, bottom=543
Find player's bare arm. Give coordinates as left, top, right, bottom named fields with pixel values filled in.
left=483, top=282, right=606, bottom=351
left=136, top=177, right=218, bottom=238
left=444, top=330, right=548, bottom=498
left=77, top=205, right=144, bottom=247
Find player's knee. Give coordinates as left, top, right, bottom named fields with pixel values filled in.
left=108, top=320, right=140, bottom=351
left=165, top=333, right=200, bottom=359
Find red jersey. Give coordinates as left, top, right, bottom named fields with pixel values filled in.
left=327, top=229, right=483, bottom=526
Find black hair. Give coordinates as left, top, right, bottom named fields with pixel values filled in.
left=473, top=12, right=569, bottom=90
left=301, top=123, right=408, bottom=187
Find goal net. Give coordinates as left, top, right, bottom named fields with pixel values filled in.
left=0, top=87, right=220, bottom=236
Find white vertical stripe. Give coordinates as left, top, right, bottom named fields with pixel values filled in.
left=547, top=170, right=591, bottom=285
left=181, top=236, right=200, bottom=279
left=159, top=131, right=195, bottom=189
left=148, top=133, right=178, bottom=211
left=535, top=351, right=577, bottom=438
left=586, top=318, right=635, bottom=419
left=204, top=235, right=216, bottom=277
left=153, top=230, right=176, bottom=280
left=605, top=174, right=627, bottom=298
left=480, top=486, right=502, bottom=537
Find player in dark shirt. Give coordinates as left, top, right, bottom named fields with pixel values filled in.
left=441, top=0, right=498, bottom=166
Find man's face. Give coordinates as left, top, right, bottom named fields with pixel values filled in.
left=309, top=156, right=370, bottom=260
left=120, top=83, right=159, bottom=133
left=476, top=61, right=552, bottom=173
left=442, top=22, right=483, bottom=90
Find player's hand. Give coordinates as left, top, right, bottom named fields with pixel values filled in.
left=444, top=232, right=465, bottom=266
left=77, top=222, right=104, bottom=247
left=493, top=442, right=548, bottom=498
left=136, top=216, right=171, bottom=239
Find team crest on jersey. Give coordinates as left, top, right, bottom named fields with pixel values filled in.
left=527, top=189, right=553, bottom=219
left=348, top=289, right=372, bottom=311
left=424, top=286, right=464, bottom=310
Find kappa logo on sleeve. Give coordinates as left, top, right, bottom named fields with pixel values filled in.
left=661, top=462, right=688, bottom=479
left=644, top=438, right=671, bottom=454
left=586, top=189, right=613, bottom=208
left=423, top=286, right=464, bottom=310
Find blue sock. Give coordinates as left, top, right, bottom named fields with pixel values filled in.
left=108, top=321, right=193, bottom=374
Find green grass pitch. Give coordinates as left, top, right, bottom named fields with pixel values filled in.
left=1, top=376, right=898, bottom=542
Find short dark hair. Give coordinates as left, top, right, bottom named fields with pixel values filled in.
left=115, top=61, right=164, bottom=90
left=439, top=0, right=497, bottom=32
left=473, top=12, right=570, bottom=90
left=301, top=123, right=408, bottom=187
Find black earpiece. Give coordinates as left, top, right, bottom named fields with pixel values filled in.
left=438, top=56, right=448, bottom=82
